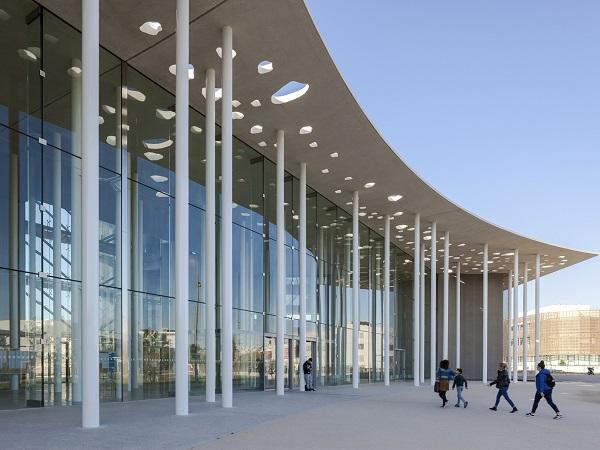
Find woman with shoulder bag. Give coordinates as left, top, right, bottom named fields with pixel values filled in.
left=436, top=359, right=455, bottom=408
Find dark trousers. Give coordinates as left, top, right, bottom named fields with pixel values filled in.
left=438, top=391, right=448, bottom=403
left=494, top=387, right=516, bottom=408
left=532, top=390, right=559, bottom=413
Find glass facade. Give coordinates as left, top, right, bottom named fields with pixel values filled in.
left=0, top=0, right=419, bottom=410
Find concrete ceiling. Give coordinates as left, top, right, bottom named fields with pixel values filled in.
left=38, top=0, right=598, bottom=280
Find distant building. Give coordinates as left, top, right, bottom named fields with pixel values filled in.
left=509, top=305, right=600, bottom=372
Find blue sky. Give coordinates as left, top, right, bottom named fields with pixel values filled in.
left=306, top=0, right=600, bottom=307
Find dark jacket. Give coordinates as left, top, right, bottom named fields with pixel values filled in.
left=452, top=374, right=468, bottom=389
left=490, top=369, right=510, bottom=389
left=302, top=361, right=312, bottom=375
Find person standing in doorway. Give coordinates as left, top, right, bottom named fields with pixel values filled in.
left=526, top=360, right=562, bottom=419
left=489, top=362, right=518, bottom=413
left=303, top=358, right=314, bottom=391
left=436, top=360, right=455, bottom=407
left=452, top=368, right=468, bottom=408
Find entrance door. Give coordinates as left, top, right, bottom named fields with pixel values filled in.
left=264, top=336, right=276, bottom=390
left=264, top=336, right=297, bottom=390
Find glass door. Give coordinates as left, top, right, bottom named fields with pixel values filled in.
left=264, top=336, right=276, bottom=390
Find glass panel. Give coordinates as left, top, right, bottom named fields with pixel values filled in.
left=232, top=224, right=263, bottom=313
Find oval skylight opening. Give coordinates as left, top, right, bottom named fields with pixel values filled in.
left=202, top=87, right=223, bottom=101
left=128, top=88, right=146, bottom=102
left=232, top=111, right=244, bottom=120
left=150, top=175, right=168, bottom=183
left=393, top=211, right=404, bottom=216
left=321, top=168, right=329, bottom=174
left=271, top=81, right=310, bottom=104
left=156, top=109, right=176, bottom=120
left=168, top=63, right=194, bottom=80
left=139, top=21, right=162, bottom=36
left=232, top=100, right=241, bottom=108
left=216, top=47, right=237, bottom=58
left=250, top=125, right=263, bottom=134
left=102, top=105, right=116, bottom=114
left=299, top=126, right=312, bottom=135
left=309, top=142, right=318, bottom=148
left=364, top=182, right=375, bottom=189
left=190, top=126, right=203, bottom=134
left=98, top=116, right=104, bottom=125
left=258, top=141, right=267, bottom=147
left=250, top=99, right=261, bottom=107
left=105, top=136, right=116, bottom=146
left=144, top=152, right=164, bottom=161
left=155, top=192, right=169, bottom=198
left=17, top=48, right=38, bottom=62
left=143, top=138, right=173, bottom=150
left=329, top=152, right=339, bottom=158
left=344, top=176, right=353, bottom=181
left=388, top=194, right=402, bottom=202
left=257, top=60, right=273, bottom=74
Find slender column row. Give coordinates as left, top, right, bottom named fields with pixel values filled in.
left=455, top=261, right=461, bottom=368
left=482, top=244, right=489, bottom=383
left=384, top=216, right=391, bottom=386
left=419, top=241, right=425, bottom=384
left=276, top=130, right=285, bottom=396
left=429, top=223, right=437, bottom=385
left=512, top=250, right=519, bottom=382
left=299, top=163, right=307, bottom=391
left=412, top=214, right=420, bottom=386
left=352, top=191, right=360, bottom=389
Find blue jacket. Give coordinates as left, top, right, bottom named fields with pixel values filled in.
left=535, top=368, right=553, bottom=393
left=436, top=368, right=455, bottom=380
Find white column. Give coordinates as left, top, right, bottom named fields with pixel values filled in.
left=482, top=243, right=488, bottom=383
left=204, top=68, right=216, bottom=403
left=442, top=231, right=450, bottom=359
left=455, top=261, right=461, bottom=368
left=534, top=254, right=541, bottom=364
left=412, top=213, right=420, bottom=386
left=220, top=25, right=233, bottom=408
left=383, top=215, right=390, bottom=386
left=419, top=240, right=425, bottom=384
left=352, top=191, right=360, bottom=389
left=522, top=261, right=528, bottom=382
left=53, top=138, right=63, bottom=397
left=276, top=130, right=285, bottom=396
left=299, top=163, right=307, bottom=391
left=429, top=222, right=437, bottom=385
left=70, top=58, right=83, bottom=403
left=507, top=269, right=513, bottom=378
left=81, top=0, right=100, bottom=428
left=175, top=0, right=189, bottom=416
left=512, top=250, right=519, bottom=382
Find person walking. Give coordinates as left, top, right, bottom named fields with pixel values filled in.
left=436, top=360, right=455, bottom=408
left=489, top=362, right=518, bottom=413
left=303, top=358, right=314, bottom=391
left=525, top=361, right=562, bottom=419
left=452, top=368, right=468, bottom=408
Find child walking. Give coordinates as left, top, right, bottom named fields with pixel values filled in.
left=452, top=368, right=468, bottom=408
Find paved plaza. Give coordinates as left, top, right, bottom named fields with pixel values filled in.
left=0, top=379, right=598, bottom=450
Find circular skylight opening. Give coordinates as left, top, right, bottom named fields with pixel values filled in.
left=139, top=21, right=162, bottom=36
left=321, top=169, right=329, bottom=174
left=309, top=142, right=318, bottom=148
left=387, top=194, right=402, bottom=202
left=364, top=182, right=375, bottom=189
left=271, top=81, right=310, bottom=104
left=232, top=111, right=244, bottom=120
left=257, top=60, right=273, bottom=74
left=344, top=176, right=353, bottom=181
left=330, top=152, right=339, bottom=158
left=169, top=63, right=194, bottom=80
left=250, top=125, right=263, bottom=134
left=299, top=126, right=313, bottom=135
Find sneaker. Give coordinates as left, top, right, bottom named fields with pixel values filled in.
left=454, top=404, right=460, bottom=408
left=525, top=412, right=535, bottom=417
left=553, top=414, right=563, bottom=420
left=511, top=407, right=518, bottom=413
left=489, top=407, right=497, bottom=411
left=464, top=401, right=468, bottom=409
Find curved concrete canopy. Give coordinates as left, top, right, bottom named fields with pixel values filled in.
left=38, top=0, right=597, bottom=279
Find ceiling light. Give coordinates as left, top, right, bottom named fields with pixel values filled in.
left=232, top=111, right=244, bottom=120
left=251, top=99, right=261, bottom=107
left=144, top=152, right=163, bottom=161
left=387, top=194, right=402, bottom=202
left=150, top=175, right=168, bottom=183
left=250, top=125, right=263, bottom=134
left=191, top=126, right=203, bottom=134
left=299, top=126, right=312, bottom=135
left=168, top=63, right=194, bottom=80
left=330, top=152, right=339, bottom=158
left=201, top=87, right=223, bottom=101
left=216, top=47, right=237, bottom=58
left=155, top=108, right=175, bottom=120
left=271, top=81, right=310, bottom=104
left=257, top=60, right=273, bottom=74
left=139, top=21, right=162, bottom=36
left=364, top=182, right=375, bottom=188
